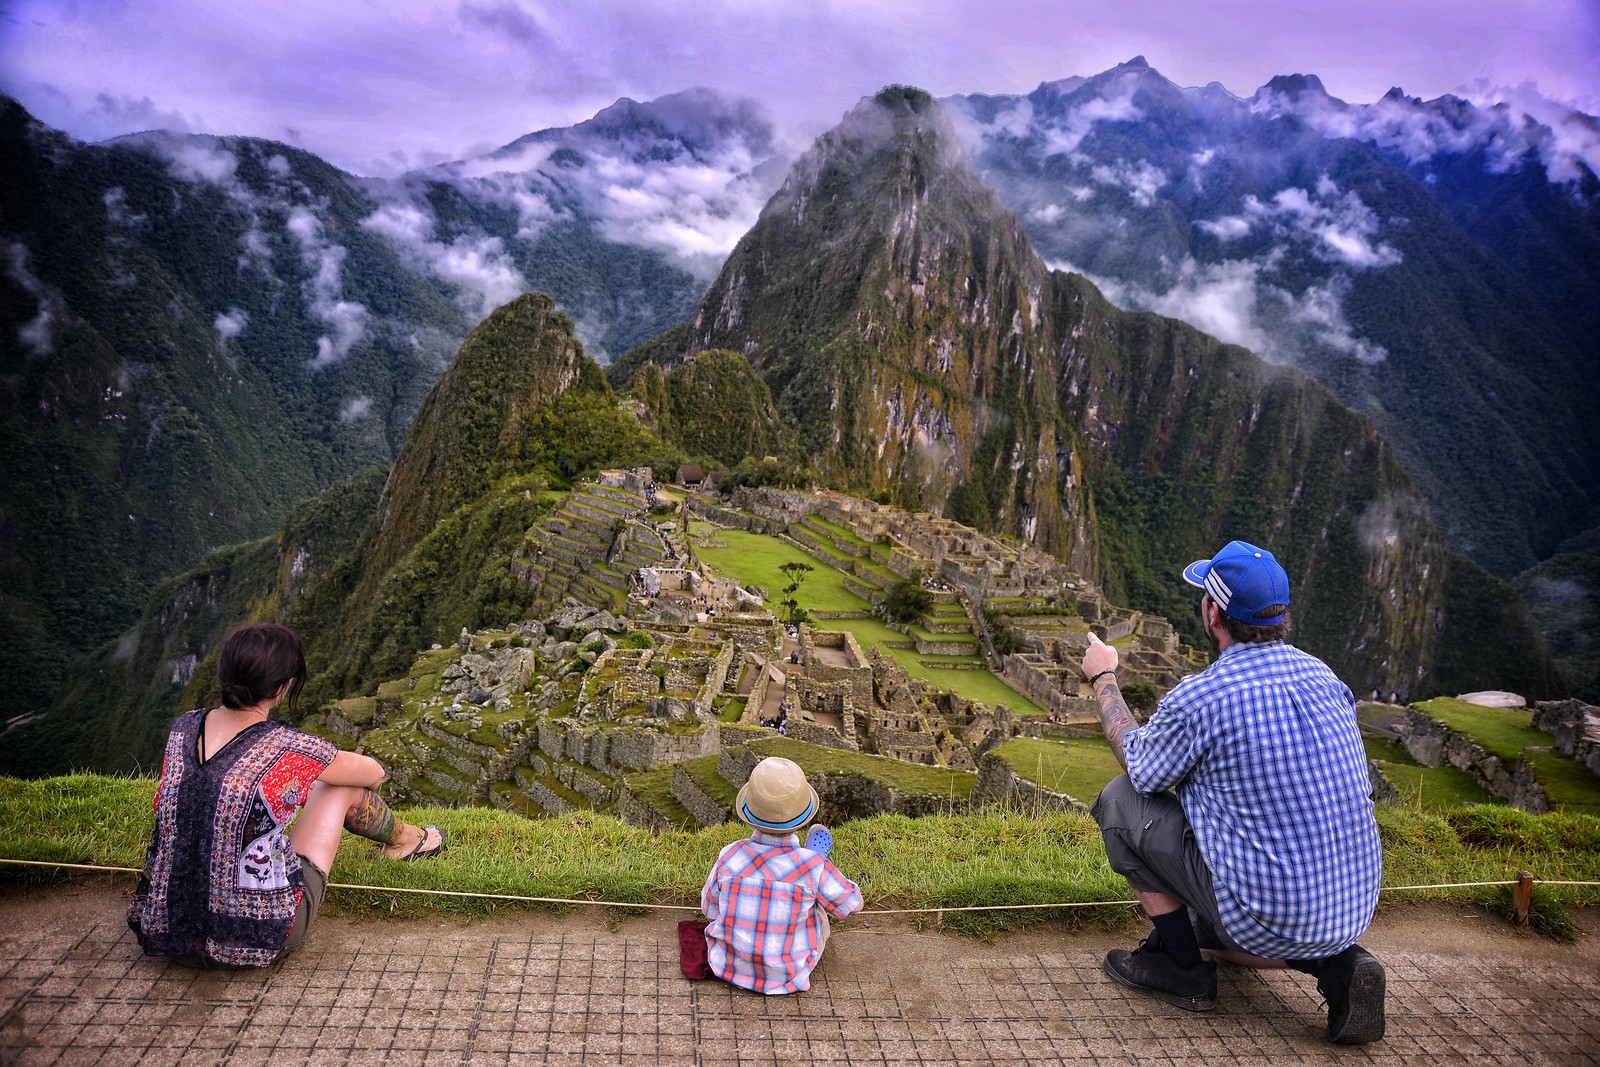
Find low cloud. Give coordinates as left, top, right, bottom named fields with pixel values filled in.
left=338, top=395, right=374, bottom=422
left=1088, top=159, right=1167, bottom=208
left=4, top=241, right=59, bottom=357
left=1197, top=178, right=1403, bottom=270
left=1051, top=251, right=1387, bottom=367
left=362, top=200, right=527, bottom=317
left=103, top=187, right=147, bottom=228
left=1255, top=81, right=1600, bottom=186
left=1042, top=91, right=1143, bottom=159
left=213, top=306, right=248, bottom=341
left=159, top=139, right=240, bottom=184
left=287, top=206, right=369, bottom=368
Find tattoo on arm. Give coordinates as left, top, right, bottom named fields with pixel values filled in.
left=1094, top=678, right=1137, bottom=773
left=343, top=788, right=398, bottom=845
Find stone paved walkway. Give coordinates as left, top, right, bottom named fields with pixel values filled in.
left=1, top=883, right=1596, bottom=1065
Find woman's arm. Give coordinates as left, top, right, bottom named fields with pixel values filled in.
left=315, top=749, right=387, bottom=789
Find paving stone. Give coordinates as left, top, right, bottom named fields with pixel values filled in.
left=1, top=887, right=1597, bottom=1065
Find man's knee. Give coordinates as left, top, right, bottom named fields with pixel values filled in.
left=1091, top=773, right=1139, bottom=829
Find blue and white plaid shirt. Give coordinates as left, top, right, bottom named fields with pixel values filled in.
left=1125, top=641, right=1382, bottom=959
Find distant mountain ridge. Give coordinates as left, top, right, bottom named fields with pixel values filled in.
left=944, top=57, right=1600, bottom=578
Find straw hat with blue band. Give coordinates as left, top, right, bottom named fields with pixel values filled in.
left=735, top=756, right=820, bottom=832
left=1182, top=540, right=1290, bottom=625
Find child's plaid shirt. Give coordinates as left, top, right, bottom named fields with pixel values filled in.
left=701, top=830, right=862, bottom=994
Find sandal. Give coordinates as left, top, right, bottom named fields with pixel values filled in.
left=805, top=824, right=833, bottom=856
left=396, top=825, right=447, bottom=861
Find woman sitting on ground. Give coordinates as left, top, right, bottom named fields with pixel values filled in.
left=128, top=623, right=445, bottom=967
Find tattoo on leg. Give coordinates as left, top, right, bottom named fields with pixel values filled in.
left=1094, top=679, right=1138, bottom=773
left=343, top=788, right=398, bottom=844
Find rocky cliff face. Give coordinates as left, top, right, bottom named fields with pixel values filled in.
left=617, top=86, right=1560, bottom=698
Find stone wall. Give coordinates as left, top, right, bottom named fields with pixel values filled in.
left=1000, top=655, right=1067, bottom=715
left=556, top=762, right=617, bottom=806
left=718, top=746, right=763, bottom=788
left=806, top=631, right=875, bottom=708
left=617, top=785, right=676, bottom=833
left=535, top=719, right=721, bottom=774
left=785, top=718, right=853, bottom=750
left=672, top=765, right=731, bottom=827
left=1402, top=708, right=1551, bottom=812
left=822, top=772, right=971, bottom=818
left=1532, top=699, right=1600, bottom=776
left=1367, top=761, right=1401, bottom=806
left=972, top=753, right=1087, bottom=812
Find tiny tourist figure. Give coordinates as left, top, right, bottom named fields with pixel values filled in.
left=128, top=623, right=446, bottom=967
left=1079, top=540, right=1385, bottom=1043
left=701, top=756, right=861, bottom=993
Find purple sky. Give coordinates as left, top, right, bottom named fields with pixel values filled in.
left=2, top=0, right=1596, bottom=176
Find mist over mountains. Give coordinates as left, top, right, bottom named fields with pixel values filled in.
left=2, top=57, right=1597, bottom=753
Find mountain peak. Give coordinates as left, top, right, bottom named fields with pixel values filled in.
left=1261, top=73, right=1329, bottom=99
left=872, top=84, right=939, bottom=115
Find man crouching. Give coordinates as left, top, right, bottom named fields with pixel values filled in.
left=1080, top=540, right=1386, bottom=1044
left=702, top=756, right=862, bottom=993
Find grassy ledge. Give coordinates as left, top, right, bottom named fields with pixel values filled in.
left=3, top=774, right=1599, bottom=939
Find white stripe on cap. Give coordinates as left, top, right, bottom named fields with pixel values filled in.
left=1204, top=570, right=1233, bottom=610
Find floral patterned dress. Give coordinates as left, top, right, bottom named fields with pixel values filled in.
left=128, top=709, right=336, bottom=966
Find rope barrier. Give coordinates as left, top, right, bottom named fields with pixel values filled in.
left=4, top=858, right=1596, bottom=914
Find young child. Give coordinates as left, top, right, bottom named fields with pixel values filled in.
left=701, top=756, right=862, bottom=993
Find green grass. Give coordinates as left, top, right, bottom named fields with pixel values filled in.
left=620, top=767, right=698, bottom=830
left=990, top=738, right=1125, bottom=804
left=1413, top=698, right=1600, bottom=813
left=1413, top=698, right=1550, bottom=761
left=4, top=773, right=1598, bottom=938
left=807, top=517, right=879, bottom=552
left=1523, top=751, right=1600, bottom=816
left=679, top=755, right=739, bottom=807
left=1363, top=736, right=1501, bottom=810
left=691, top=526, right=1044, bottom=714
left=690, top=526, right=871, bottom=613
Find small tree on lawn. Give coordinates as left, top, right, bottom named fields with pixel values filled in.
left=779, top=561, right=814, bottom=627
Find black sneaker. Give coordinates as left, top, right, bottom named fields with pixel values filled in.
left=1103, top=939, right=1218, bottom=1012
left=1317, top=945, right=1386, bottom=1044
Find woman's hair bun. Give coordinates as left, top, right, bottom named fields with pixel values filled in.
left=219, top=683, right=256, bottom=709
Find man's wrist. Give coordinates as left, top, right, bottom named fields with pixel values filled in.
left=1088, top=668, right=1117, bottom=686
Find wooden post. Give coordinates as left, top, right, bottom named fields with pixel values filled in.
left=1513, top=870, right=1534, bottom=926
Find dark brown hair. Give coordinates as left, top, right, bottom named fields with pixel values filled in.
left=1206, top=595, right=1293, bottom=644
left=217, top=623, right=307, bottom=714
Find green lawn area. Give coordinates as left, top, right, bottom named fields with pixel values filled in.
left=693, top=525, right=1044, bottom=715
left=6, top=774, right=1600, bottom=939
left=679, top=754, right=738, bottom=807
left=1413, top=698, right=1550, bottom=761
left=1523, top=750, right=1600, bottom=816
left=621, top=767, right=698, bottom=829
left=691, top=525, right=871, bottom=613
left=990, top=737, right=1124, bottom=804
left=749, top=737, right=976, bottom=800
left=809, top=517, right=878, bottom=551
left=1413, top=699, right=1600, bottom=812
left=1364, top=736, right=1501, bottom=810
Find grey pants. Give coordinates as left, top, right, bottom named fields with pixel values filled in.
left=1090, top=775, right=1242, bottom=952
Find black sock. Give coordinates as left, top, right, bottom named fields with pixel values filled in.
left=1286, top=958, right=1323, bottom=977
left=1149, top=909, right=1203, bottom=970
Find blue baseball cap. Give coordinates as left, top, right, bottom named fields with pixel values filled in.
left=1182, top=541, right=1290, bottom=625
